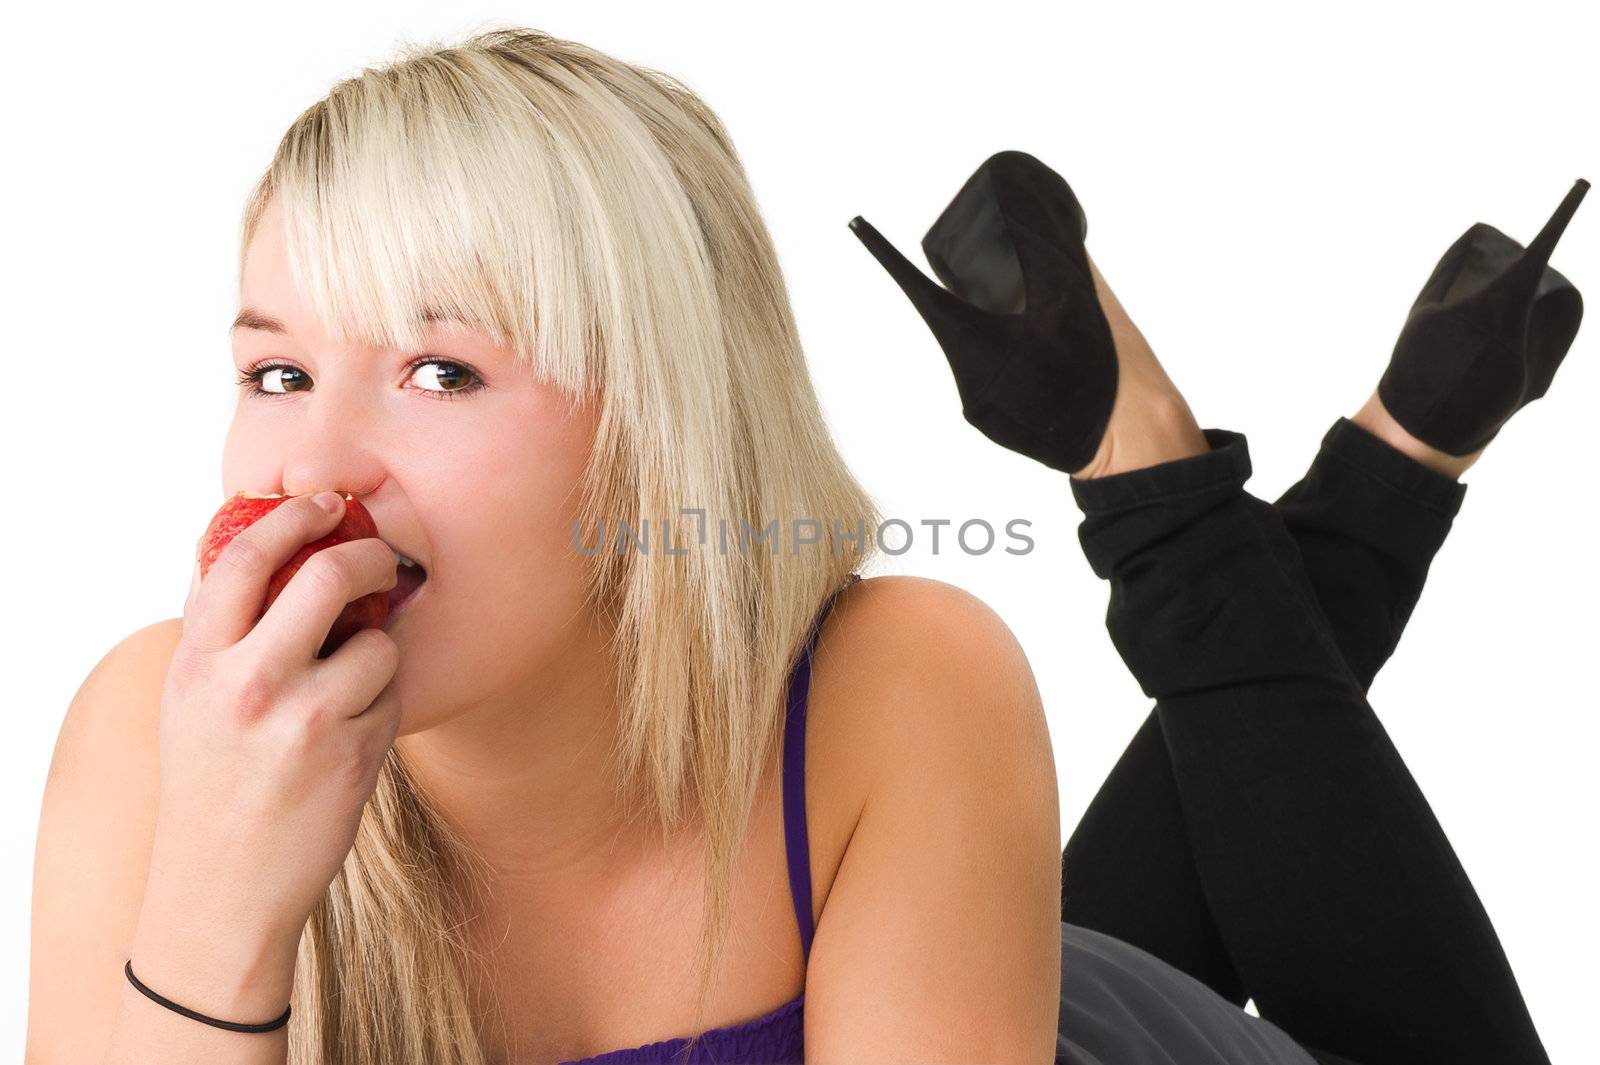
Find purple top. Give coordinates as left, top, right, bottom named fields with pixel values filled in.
left=557, top=573, right=862, bottom=1065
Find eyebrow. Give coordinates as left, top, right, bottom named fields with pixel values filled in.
left=230, top=307, right=289, bottom=334
left=229, top=306, right=482, bottom=336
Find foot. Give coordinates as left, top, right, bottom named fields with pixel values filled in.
left=1351, top=390, right=1483, bottom=481
left=1071, top=253, right=1211, bottom=479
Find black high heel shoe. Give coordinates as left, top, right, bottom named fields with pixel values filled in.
left=847, top=150, right=1118, bottom=476
left=1378, top=178, right=1589, bottom=457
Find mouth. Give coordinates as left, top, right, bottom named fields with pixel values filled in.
left=386, top=556, right=428, bottom=626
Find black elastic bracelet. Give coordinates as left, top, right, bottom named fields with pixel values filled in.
left=124, top=959, right=292, bottom=1033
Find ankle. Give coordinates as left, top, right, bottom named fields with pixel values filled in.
left=1072, top=253, right=1210, bottom=479
left=1073, top=391, right=1210, bottom=479
left=1351, top=391, right=1481, bottom=481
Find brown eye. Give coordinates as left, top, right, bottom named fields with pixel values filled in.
left=237, top=363, right=309, bottom=394
left=408, top=359, right=480, bottom=395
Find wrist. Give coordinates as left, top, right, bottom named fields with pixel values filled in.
left=128, top=899, right=302, bottom=1024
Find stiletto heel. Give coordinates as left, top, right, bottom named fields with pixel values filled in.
left=1378, top=178, right=1589, bottom=457
left=847, top=150, right=1118, bottom=476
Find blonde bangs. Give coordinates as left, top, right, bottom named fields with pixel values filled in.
left=241, top=49, right=626, bottom=401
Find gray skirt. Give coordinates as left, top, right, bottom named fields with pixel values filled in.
left=1058, top=922, right=1319, bottom=1065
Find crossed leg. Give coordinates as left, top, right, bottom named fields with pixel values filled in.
left=1057, top=419, right=1548, bottom=1065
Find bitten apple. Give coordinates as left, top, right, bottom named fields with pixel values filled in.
left=197, top=491, right=389, bottom=658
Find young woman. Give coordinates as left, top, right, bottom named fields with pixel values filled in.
left=850, top=149, right=1585, bottom=1065
left=29, top=25, right=1580, bottom=1065
left=28, top=28, right=1062, bottom=1065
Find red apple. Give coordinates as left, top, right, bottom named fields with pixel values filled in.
left=198, top=491, right=389, bottom=658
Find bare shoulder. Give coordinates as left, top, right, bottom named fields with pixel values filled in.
left=814, top=573, right=1049, bottom=770
left=28, top=618, right=181, bottom=1063
left=41, top=618, right=180, bottom=794
left=805, top=575, right=1054, bottom=911
left=827, top=573, right=1039, bottom=681
left=802, top=575, right=1061, bottom=1059
left=40, top=617, right=178, bottom=795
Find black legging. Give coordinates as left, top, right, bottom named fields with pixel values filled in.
left=1058, top=416, right=1550, bottom=1065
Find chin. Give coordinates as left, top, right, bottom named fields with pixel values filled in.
left=381, top=574, right=589, bottom=734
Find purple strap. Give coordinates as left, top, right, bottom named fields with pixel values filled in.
left=781, top=573, right=862, bottom=961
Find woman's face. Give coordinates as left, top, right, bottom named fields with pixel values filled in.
left=222, top=197, right=602, bottom=735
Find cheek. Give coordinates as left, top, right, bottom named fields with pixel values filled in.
left=439, top=411, right=594, bottom=569
left=443, top=446, right=592, bottom=615
left=392, top=406, right=598, bottom=706
left=389, top=495, right=591, bottom=736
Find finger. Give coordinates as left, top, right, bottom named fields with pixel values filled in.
left=187, top=492, right=348, bottom=652
left=301, top=625, right=401, bottom=723
left=352, top=682, right=404, bottom=792
left=243, top=537, right=398, bottom=665
left=182, top=558, right=202, bottom=633
left=349, top=680, right=404, bottom=769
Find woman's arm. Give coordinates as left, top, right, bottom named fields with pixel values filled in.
left=27, top=618, right=293, bottom=1065
left=801, top=577, right=1061, bottom=1063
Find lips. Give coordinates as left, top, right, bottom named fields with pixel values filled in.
left=386, top=560, right=428, bottom=625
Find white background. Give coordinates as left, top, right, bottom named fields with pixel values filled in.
left=4, top=1, right=1595, bottom=1059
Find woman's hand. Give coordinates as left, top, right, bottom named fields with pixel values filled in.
left=136, top=492, right=402, bottom=973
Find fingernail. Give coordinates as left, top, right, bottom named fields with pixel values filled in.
left=313, top=491, right=343, bottom=514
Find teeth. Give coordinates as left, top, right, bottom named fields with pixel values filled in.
left=397, top=554, right=418, bottom=569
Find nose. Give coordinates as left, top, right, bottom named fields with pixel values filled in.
left=277, top=383, right=389, bottom=502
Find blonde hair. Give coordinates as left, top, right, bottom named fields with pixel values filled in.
left=236, top=23, right=882, bottom=1064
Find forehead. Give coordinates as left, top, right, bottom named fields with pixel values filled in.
left=238, top=199, right=304, bottom=319
left=245, top=190, right=296, bottom=257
